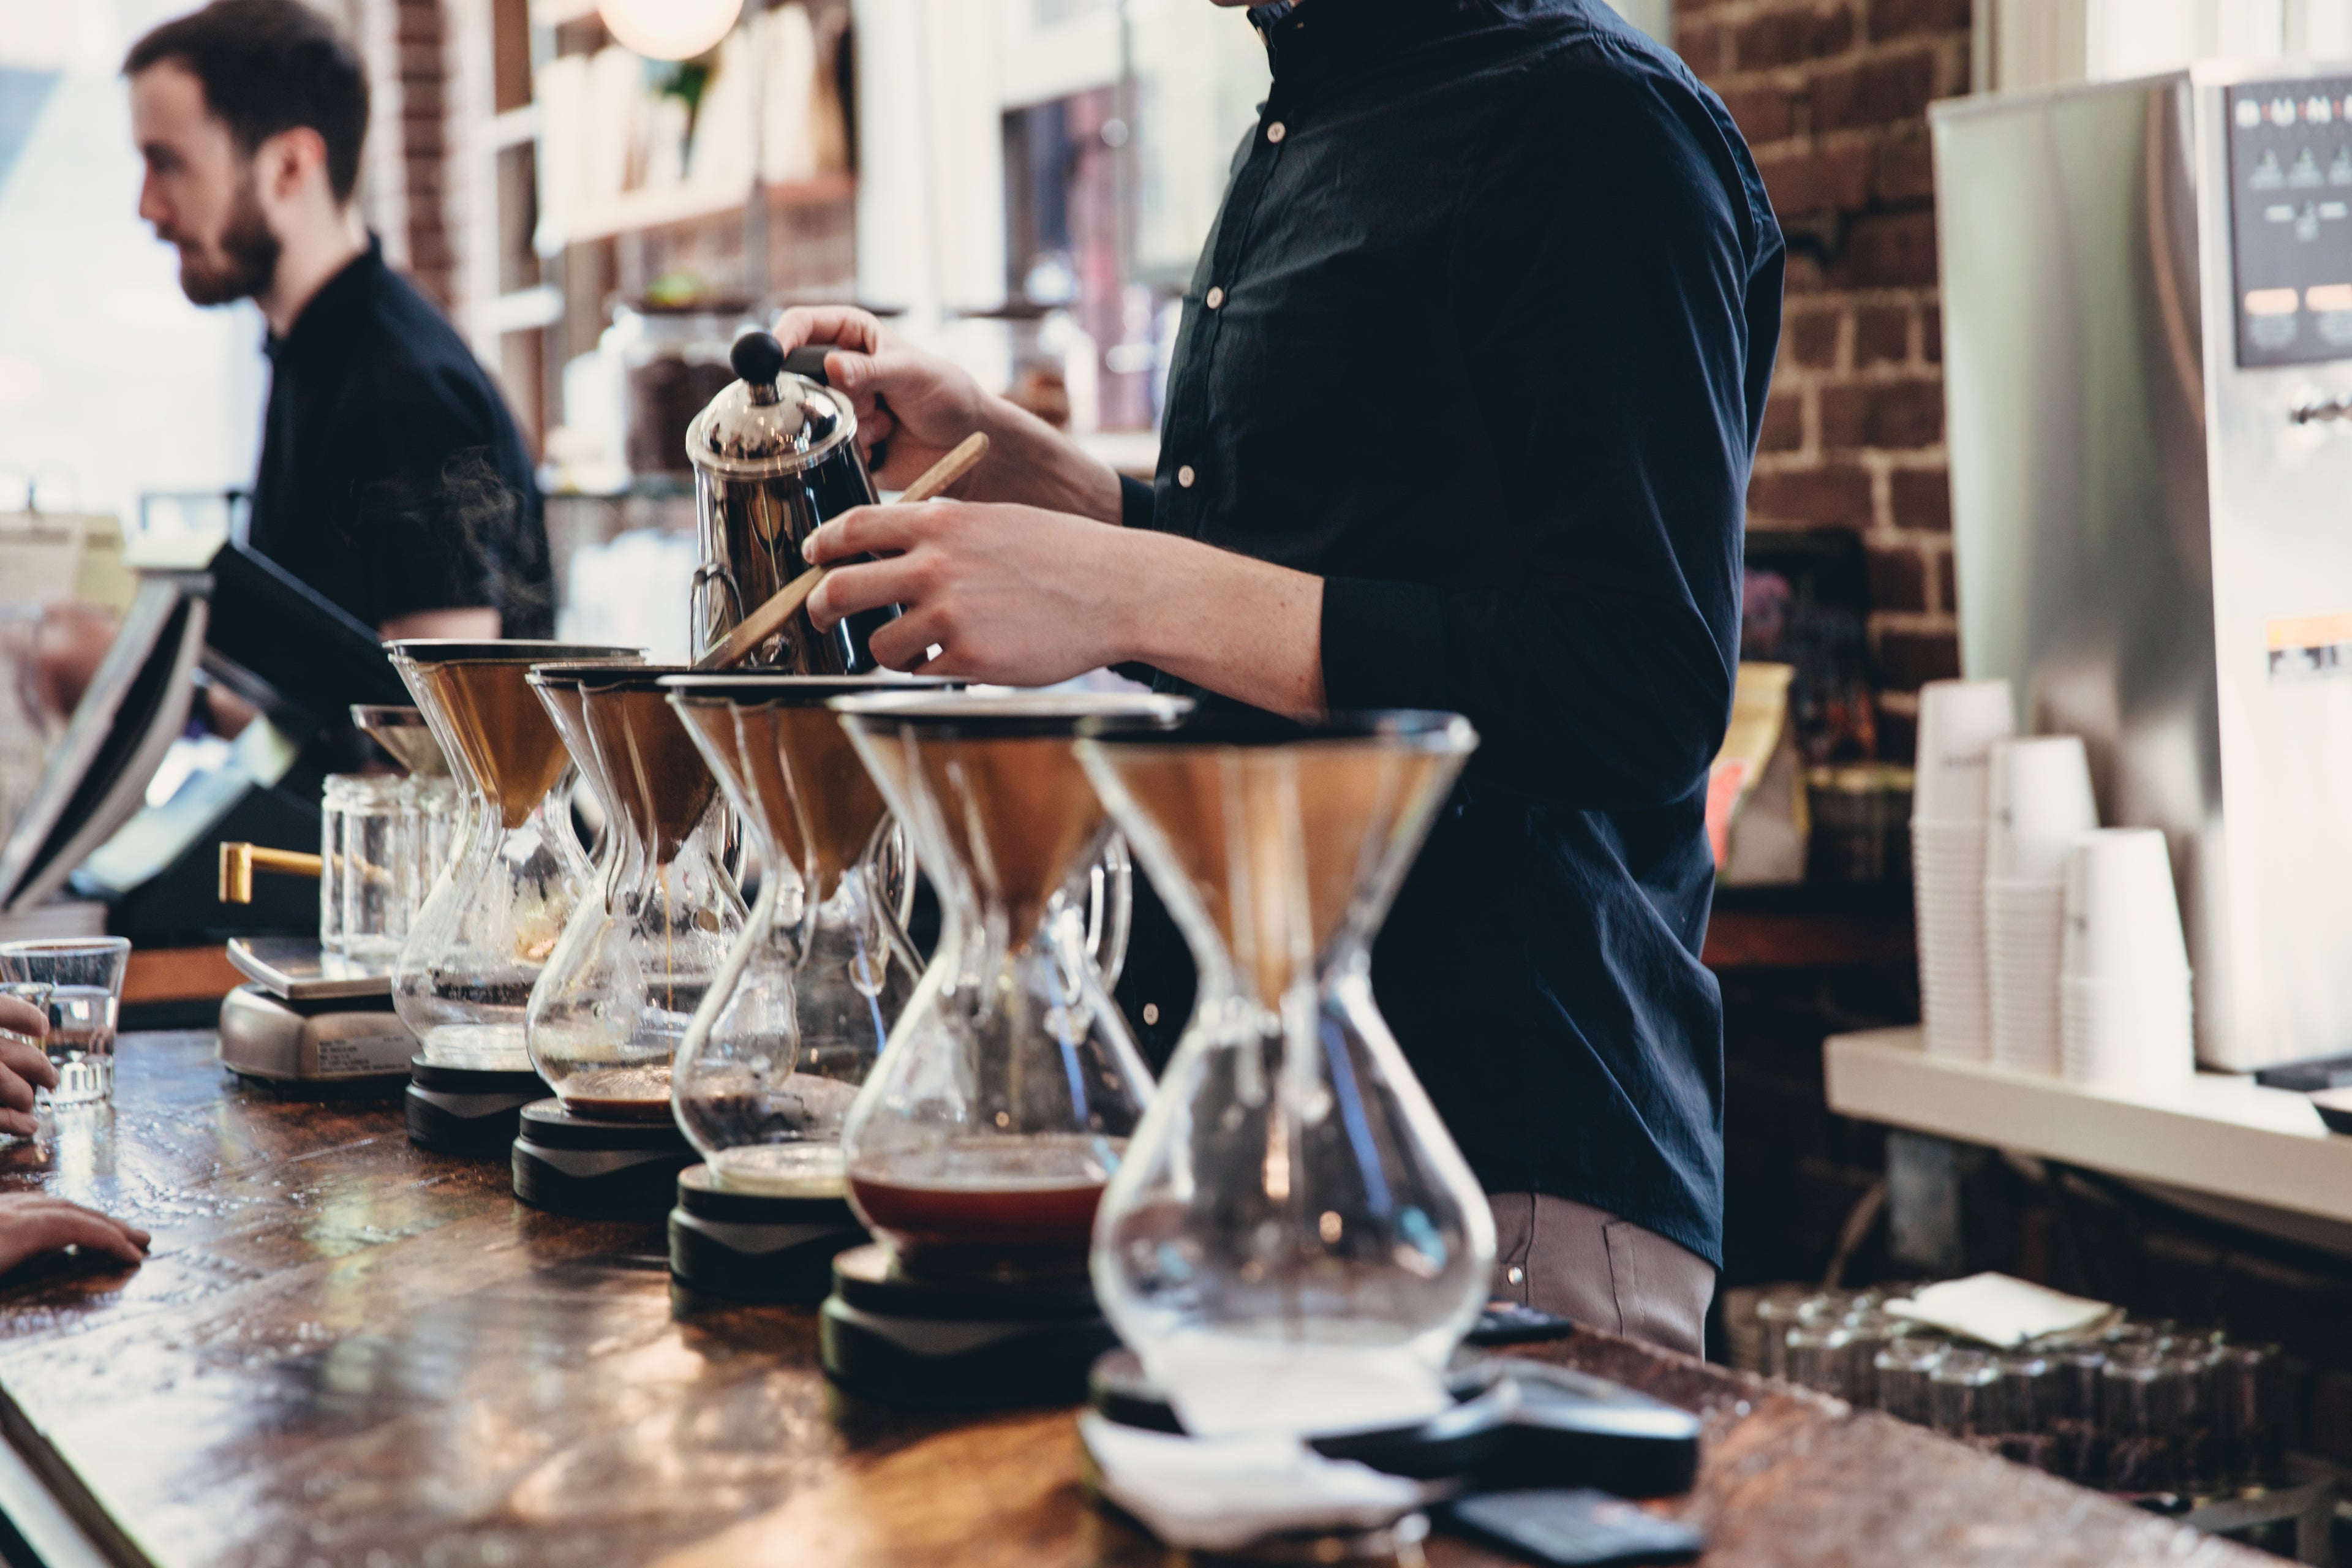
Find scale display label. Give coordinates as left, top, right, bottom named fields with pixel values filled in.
left=314, top=1031, right=417, bottom=1078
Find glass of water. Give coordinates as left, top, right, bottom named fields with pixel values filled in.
left=0, top=939, right=130, bottom=1107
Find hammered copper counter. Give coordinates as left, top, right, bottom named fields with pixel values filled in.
left=0, top=1035, right=2264, bottom=1568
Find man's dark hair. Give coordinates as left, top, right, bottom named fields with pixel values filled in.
left=124, top=0, right=369, bottom=204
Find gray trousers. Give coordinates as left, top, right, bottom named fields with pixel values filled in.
left=1488, top=1193, right=1716, bottom=1359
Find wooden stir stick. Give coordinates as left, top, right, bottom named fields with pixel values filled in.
left=693, top=431, right=991, bottom=672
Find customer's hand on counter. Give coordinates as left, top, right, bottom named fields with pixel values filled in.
left=771, top=306, right=1124, bottom=525
left=0, top=1195, right=149, bottom=1276
left=0, top=997, right=59, bottom=1140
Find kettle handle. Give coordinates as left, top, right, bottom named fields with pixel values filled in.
left=782, top=345, right=833, bottom=385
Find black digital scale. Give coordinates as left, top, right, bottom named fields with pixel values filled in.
left=511, top=1099, right=695, bottom=1219
left=666, top=1165, right=867, bottom=1304
left=819, top=1243, right=1121, bottom=1412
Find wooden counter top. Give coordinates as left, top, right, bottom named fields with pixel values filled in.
left=0, top=1035, right=2262, bottom=1568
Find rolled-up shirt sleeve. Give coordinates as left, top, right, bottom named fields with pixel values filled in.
left=1320, top=58, right=1779, bottom=813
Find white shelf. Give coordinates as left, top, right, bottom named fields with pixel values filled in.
left=1824, top=1026, right=2352, bottom=1227
left=549, top=173, right=856, bottom=248
left=477, top=285, right=564, bottom=335
left=491, top=104, right=539, bottom=151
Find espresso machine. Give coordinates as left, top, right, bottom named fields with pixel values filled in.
left=1937, top=64, right=2352, bottom=1070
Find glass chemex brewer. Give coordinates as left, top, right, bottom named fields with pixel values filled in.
left=658, top=671, right=954, bottom=1302
left=389, top=641, right=647, bottom=1153
left=814, top=689, right=1186, bottom=1410
left=1077, top=711, right=1496, bottom=1441
left=508, top=664, right=747, bottom=1218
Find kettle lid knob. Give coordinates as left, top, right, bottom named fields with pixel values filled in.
left=730, top=331, right=786, bottom=399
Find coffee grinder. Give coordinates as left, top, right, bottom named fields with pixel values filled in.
left=386, top=641, right=644, bottom=1153
left=815, top=690, right=1185, bottom=1410
left=510, top=665, right=741, bottom=1218
left=659, top=673, right=954, bottom=1300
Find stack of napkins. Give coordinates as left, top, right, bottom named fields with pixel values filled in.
left=1885, top=1272, right=2114, bottom=1348
left=1082, top=1341, right=1453, bottom=1552
left=1080, top=1416, right=1436, bottom=1552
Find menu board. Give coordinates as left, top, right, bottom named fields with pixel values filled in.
left=2227, top=77, right=2352, bottom=368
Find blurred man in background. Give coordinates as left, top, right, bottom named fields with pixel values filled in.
left=47, top=0, right=552, bottom=726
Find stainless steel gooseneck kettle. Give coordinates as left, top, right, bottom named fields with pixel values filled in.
left=685, top=330, right=900, bottom=673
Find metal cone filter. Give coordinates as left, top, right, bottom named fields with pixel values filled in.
left=1080, top=713, right=1475, bottom=1011
left=579, top=676, right=722, bottom=862
left=350, top=704, right=451, bottom=778
left=833, top=692, right=1191, bottom=937
left=390, top=642, right=644, bottom=830
left=665, top=676, right=952, bottom=902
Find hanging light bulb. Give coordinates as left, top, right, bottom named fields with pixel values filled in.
left=599, top=0, right=743, bottom=61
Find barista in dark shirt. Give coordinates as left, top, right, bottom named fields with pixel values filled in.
left=784, top=0, right=1781, bottom=1355
left=126, top=0, right=551, bottom=647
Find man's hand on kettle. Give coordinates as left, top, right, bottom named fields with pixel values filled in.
left=0, top=996, right=59, bottom=1140
left=801, top=501, right=1329, bottom=720
left=771, top=306, right=992, bottom=491
left=769, top=307, right=1124, bottom=523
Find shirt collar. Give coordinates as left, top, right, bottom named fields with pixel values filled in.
left=265, top=233, right=386, bottom=364
left=1249, top=0, right=1502, bottom=91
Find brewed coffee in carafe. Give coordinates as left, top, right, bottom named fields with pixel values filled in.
left=389, top=641, right=647, bottom=1071
left=662, top=673, right=951, bottom=1193
left=1079, top=711, right=1493, bottom=1431
left=832, top=691, right=1188, bottom=1276
left=524, top=666, right=745, bottom=1119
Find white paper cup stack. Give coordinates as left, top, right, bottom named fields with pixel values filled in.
left=2060, top=828, right=2194, bottom=1087
left=1983, top=736, right=2097, bottom=1076
left=1911, top=679, right=2015, bottom=1062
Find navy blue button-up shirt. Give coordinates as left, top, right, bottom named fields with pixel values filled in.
left=1117, top=0, right=1782, bottom=1266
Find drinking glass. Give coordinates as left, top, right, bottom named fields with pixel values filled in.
left=2100, top=1343, right=2180, bottom=1492
left=1930, top=1348, right=2002, bottom=1450
left=1875, top=1336, right=1946, bottom=1425
left=0, top=940, right=130, bottom=1106
left=1785, top=1323, right=1855, bottom=1398
left=1998, top=1352, right=2059, bottom=1471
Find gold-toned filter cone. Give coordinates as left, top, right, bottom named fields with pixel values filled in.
left=832, top=690, right=1191, bottom=938
left=581, top=682, right=720, bottom=861
left=389, top=643, right=644, bottom=830
left=913, top=736, right=1110, bottom=937
left=1082, top=717, right=1473, bottom=1010
left=349, top=705, right=450, bottom=778
left=694, top=703, right=886, bottom=900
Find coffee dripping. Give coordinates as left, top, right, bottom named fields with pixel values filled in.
left=388, top=642, right=646, bottom=1077
left=686, top=330, right=896, bottom=673
left=1078, top=711, right=1495, bottom=1438
left=657, top=671, right=950, bottom=1300
left=815, top=689, right=1186, bottom=1411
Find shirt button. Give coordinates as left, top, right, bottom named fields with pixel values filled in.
left=1205, top=286, right=1225, bottom=310
left=1266, top=121, right=1287, bottom=144
left=1177, top=465, right=1196, bottom=489
left=1142, top=1003, right=1159, bottom=1025
left=1506, top=1266, right=1525, bottom=1286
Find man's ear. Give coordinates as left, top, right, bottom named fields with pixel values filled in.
left=257, top=125, right=331, bottom=205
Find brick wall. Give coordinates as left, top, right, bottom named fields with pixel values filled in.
left=352, top=0, right=462, bottom=313
left=1675, top=0, right=1972, bottom=761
